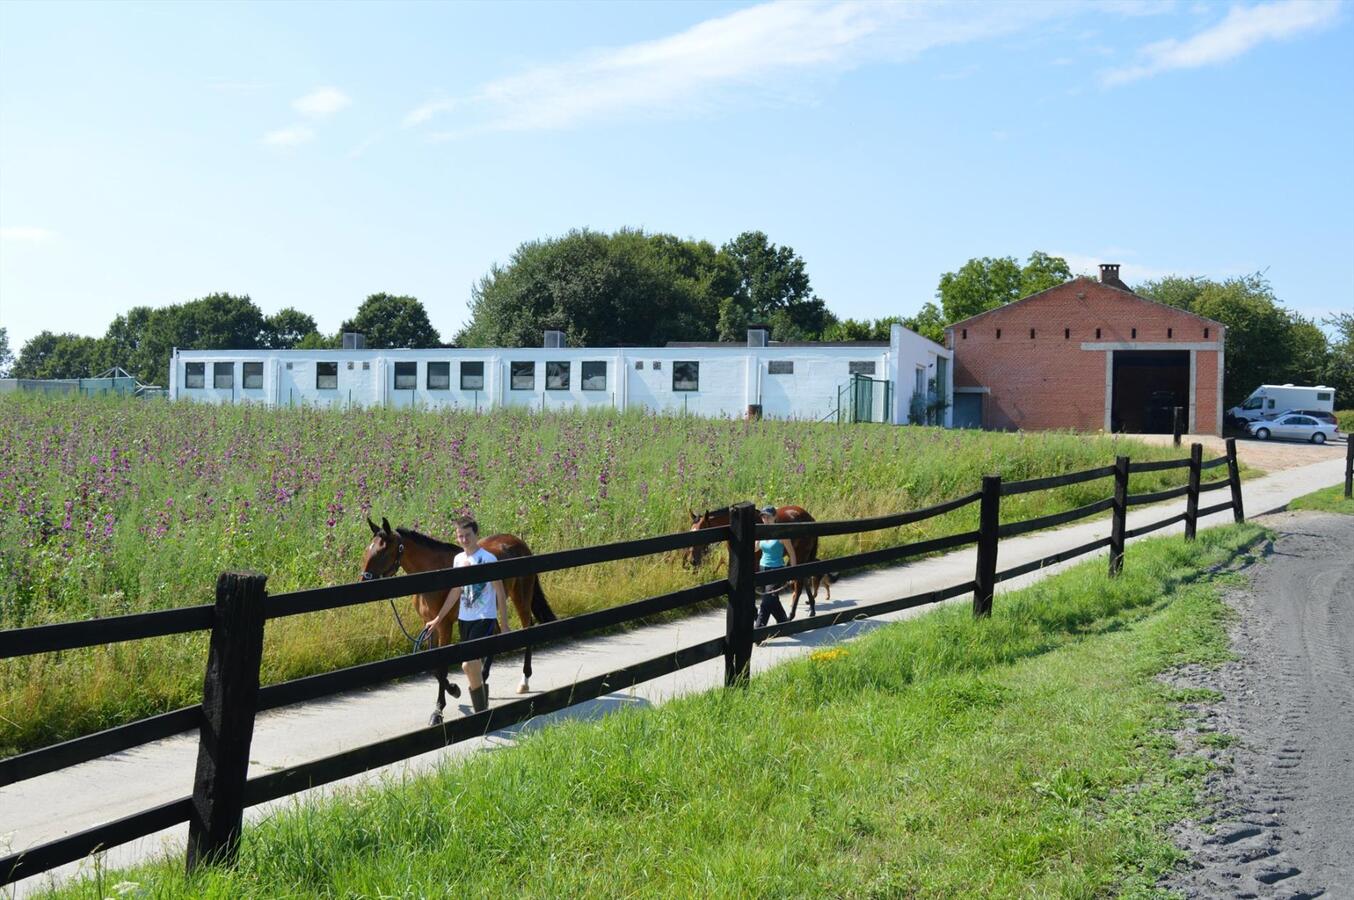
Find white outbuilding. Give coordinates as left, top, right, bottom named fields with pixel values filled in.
left=170, top=324, right=952, bottom=426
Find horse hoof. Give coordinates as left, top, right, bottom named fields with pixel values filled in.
left=448, top=683, right=462, bottom=699
left=428, top=711, right=444, bottom=727
left=517, top=680, right=530, bottom=694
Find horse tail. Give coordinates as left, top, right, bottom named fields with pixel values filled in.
left=531, top=577, right=558, bottom=624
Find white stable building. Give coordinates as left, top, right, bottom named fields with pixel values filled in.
left=170, top=325, right=953, bottom=426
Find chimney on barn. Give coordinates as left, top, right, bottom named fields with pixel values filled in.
left=543, top=330, right=565, bottom=349
left=1099, top=264, right=1129, bottom=290
left=747, top=324, right=770, bottom=347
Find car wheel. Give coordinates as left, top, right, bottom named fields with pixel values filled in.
left=1312, top=431, right=1326, bottom=444
left=1255, top=428, right=1270, bottom=440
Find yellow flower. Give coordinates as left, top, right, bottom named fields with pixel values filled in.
left=810, top=648, right=846, bottom=664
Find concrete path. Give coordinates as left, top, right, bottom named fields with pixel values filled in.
left=5, top=446, right=1348, bottom=896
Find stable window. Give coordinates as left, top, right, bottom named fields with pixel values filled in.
left=243, top=362, right=263, bottom=390
left=634, top=360, right=644, bottom=370
left=546, top=361, right=570, bottom=390
left=768, top=360, right=794, bottom=375
left=961, top=328, right=967, bottom=340
left=1204, top=327, right=1210, bottom=339
left=1029, top=328, right=1036, bottom=339
left=213, top=362, right=233, bottom=389
left=1167, top=328, right=1173, bottom=339
left=995, top=329, right=1002, bottom=340
left=316, top=362, right=338, bottom=390
left=1131, top=328, right=1137, bottom=339
left=184, top=362, right=204, bottom=389
left=394, top=362, right=417, bottom=390
left=848, top=361, right=876, bottom=376
left=1095, top=328, right=1102, bottom=339
left=459, top=361, right=483, bottom=391
left=427, top=362, right=451, bottom=390
left=1064, top=328, right=1070, bottom=340
left=510, top=361, right=535, bottom=390
left=672, top=361, right=699, bottom=391
left=581, top=361, right=606, bottom=391
left=652, top=360, right=662, bottom=370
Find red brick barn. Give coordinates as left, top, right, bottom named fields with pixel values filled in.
left=946, top=265, right=1226, bottom=435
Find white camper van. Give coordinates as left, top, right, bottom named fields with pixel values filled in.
left=1228, top=384, right=1336, bottom=424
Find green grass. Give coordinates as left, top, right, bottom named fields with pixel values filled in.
left=1287, top=481, right=1354, bottom=515
left=40, top=524, right=1267, bottom=899
left=1336, top=409, right=1354, bottom=434
left=1, top=395, right=1218, bottom=756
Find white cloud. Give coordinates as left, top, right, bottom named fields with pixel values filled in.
left=262, top=125, right=315, bottom=147
left=1103, top=0, right=1341, bottom=85
left=0, top=226, right=55, bottom=242
left=408, top=0, right=1080, bottom=135
left=293, top=86, right=351, bottom=118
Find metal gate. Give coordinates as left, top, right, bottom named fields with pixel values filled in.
left=837, top=374, right=892, bottom=424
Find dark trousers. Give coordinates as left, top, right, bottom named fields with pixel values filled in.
left=459, top=618, right=497, bottom=682
left=754, top=589, right=788, bottom=629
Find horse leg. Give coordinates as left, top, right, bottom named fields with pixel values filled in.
left=511, top=580, right=533, bottom=693
left=429, top=616, right=460, bottom=726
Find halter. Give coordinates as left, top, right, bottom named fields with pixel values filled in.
left=362, top=539, right=404, bottom=581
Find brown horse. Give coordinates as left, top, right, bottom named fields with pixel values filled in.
left=686, top=505, right=831, bottom=618
left=360, top=517, right=557, bottom=724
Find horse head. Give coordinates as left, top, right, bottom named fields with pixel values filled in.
left=685, top=507, right=728, bottom=568
left=360, top=516, right=404, bottom=581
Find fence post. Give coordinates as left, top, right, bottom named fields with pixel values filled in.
left=1185, top=442, right=1202, bottom=541
left=1345, top=436, right=1352, bottom=500
left=1108, top=455, right=1129, bottom=576
left=1226, top=438, right=1245, bottom=523
left=973, top=475, right=1000, bottom=618
left=1172, top=406, right=1183, bottom=447
left=724, top=502, right=757, bottom=687
left=187, top=571, right=268, bottom=873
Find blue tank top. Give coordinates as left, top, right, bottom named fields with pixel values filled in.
left=759, top=539, right=787, bottom=569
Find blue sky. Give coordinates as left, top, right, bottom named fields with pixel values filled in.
left=1, top=0, right=1351, bottom=352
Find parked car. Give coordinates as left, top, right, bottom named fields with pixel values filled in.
left=1271, top=408, right=1338, bottom=424
left=1247, top=413, right=1341, bottom=444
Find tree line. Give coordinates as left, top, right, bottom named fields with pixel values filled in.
left=2, top=231, right=1350, bottom=410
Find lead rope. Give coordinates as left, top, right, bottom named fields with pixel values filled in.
left=378, top=541, right=431, bottom=653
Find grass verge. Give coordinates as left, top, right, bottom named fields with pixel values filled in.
left=36, top=523, right=1267, bottom=899
left=1286, top=482, right=1354, bottom=516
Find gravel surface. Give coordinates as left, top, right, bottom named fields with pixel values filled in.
left=1162, top=511, right=1354, bottom=899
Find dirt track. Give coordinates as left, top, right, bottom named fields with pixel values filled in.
left=1163, top=511, right=1354, bottom=898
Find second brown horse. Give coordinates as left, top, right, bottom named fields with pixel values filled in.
left=687, top=504, right=831, bottom=618
left=361, top=517, right=557, bottom=724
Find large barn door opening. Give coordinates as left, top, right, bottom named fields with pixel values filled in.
left=1110, top=350, right=1189, bottom=433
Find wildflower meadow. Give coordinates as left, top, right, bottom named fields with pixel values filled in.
left=0, top=394, right=1189, bottom=754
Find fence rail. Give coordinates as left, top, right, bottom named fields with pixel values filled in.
left=0, top=439, right=1245, bottom=887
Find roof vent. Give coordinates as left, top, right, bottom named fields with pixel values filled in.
left=544, top=330, right=565, bottom=349
left=747, top=324, right=770, bottom=347
left=341, top=332, right=366, bottom=350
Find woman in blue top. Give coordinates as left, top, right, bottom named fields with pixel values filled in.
left=755, top=505, right=797, bottom=630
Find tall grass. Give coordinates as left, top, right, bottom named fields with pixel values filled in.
left=2, top=394, right=1200, bottom=755
left=38, top=525, right=1266, bottom=899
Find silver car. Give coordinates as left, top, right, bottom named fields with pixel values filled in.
left=1248, top=413, right=1342, bottom=444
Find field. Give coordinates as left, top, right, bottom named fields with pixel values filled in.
left=38, top=524, right=1268, bottom=898
left=2, top=395, right=1202, bottom=755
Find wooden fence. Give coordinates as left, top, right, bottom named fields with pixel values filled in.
left=0, top=440, right=1245, bottom=885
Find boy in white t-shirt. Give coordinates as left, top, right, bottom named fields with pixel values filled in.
left=427, top=515, right=510, bottom=714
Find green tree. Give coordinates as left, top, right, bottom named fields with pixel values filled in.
left=459, top=228, right=734, bottom=348
left=719, top=231, right=830, bottom=341
left=0, top=326, right=13, bottom=376
left=1285, top=316, right=1330, bottom=386
left=262, top=308, right=321, bottom=349
left=341, top=293, right=440, bottom=349
left=902, top=302, right=947, bottom=344
left=102, top=306, right=156, bottom=381
left=1320, top=313, right=1354, bottom=407
left=295, top=331, right=340, bottom=350
left=12, top=331, right=107, bottom=379
left=936, top=252, right=1071, bottom=324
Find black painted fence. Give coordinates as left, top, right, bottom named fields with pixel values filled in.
left=0, top=440, right=1245, bottom=886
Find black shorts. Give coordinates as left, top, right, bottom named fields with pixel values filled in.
left=459, top=618, right=498, bottom=679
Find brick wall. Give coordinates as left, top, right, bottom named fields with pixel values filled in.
left=948, top=278, right=1225, bottom=435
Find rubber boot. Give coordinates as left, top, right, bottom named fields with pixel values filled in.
left=469, top=684, right=488, bottom=714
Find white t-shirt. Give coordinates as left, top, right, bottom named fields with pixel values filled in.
left=454, top=547, right=499, bottom=621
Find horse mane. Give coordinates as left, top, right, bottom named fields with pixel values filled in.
left=395, top=527, right=458, bottom=553
left=701, top=505, right=732, bottom=519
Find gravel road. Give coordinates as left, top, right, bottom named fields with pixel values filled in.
left=1163, top=510, right=1354, bottom=899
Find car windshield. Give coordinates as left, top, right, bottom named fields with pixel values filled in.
left=1242, top=397, right=1264, bottom=410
